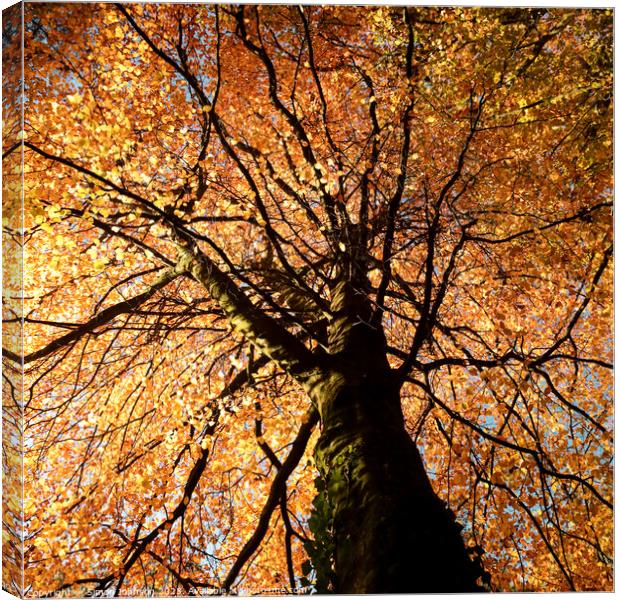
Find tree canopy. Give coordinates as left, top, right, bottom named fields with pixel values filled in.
left=2, top=3, right=613, bottom=595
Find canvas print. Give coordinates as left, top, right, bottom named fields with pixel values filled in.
left=2, top=2, right=613, bottom=595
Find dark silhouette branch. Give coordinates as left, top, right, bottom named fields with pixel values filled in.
left=3, top=268, right=180, bottom=364
left=223, top=407, right=319, bottom=590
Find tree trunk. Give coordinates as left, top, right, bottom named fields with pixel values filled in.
left=313, top=371, right=483, bottom=593
left=308, top=275, right=484, bottom=592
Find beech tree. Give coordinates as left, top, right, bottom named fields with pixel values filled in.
left=2, top=3, right=612, bottom=595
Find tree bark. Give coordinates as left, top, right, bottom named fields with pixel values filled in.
left=313, top=371, right=484, bottom=593
left=309, top=276, right=484, bottom=593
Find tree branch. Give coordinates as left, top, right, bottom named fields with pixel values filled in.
left=223, top=407, right=319, bottom=590
left=2, top=268, right=180, bottom=364
left=176, top=242, right=321, bottom=385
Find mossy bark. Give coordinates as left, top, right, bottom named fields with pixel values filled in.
left=309, top=277, right=483, bottom=593
left=313, top=373, right=483, bottom=593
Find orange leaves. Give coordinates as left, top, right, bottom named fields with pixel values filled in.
left=10, top=3, right=612, bottom=595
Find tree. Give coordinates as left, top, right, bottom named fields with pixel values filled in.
left=2, top=3, right=612, bottom=595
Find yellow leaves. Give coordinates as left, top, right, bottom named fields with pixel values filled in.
left=53, top=234, right=76, bottom=250
left=85, top=244, right=109, bottom=271
left=103, top=11, right=118, bottom=25
left=93, top=258, right=109, bottom=271
left=136, top=475, right=150, bottom=492
left=66, top=92, right=83, bottom=106
left=95, top=205, right=112, bottom=218
left=32, top=536, right=49, bottom=551
left=44, top=204, right=65, bottom=221
left=114, top=248, right=127, bottom=263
